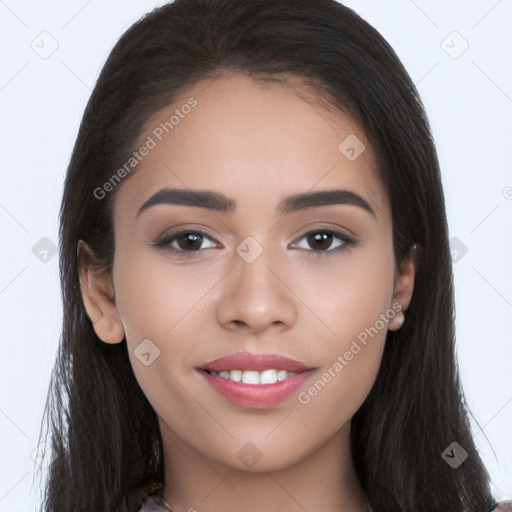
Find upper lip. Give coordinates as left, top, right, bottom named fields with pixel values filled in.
left=197, top=352, right=315, bottom=373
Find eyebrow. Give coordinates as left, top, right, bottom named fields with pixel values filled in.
left=135, top=187, right=376, bottom=219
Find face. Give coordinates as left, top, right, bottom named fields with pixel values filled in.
left=80, top=72, right=414, bottom=472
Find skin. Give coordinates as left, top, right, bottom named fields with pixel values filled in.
left=79, top=72, right=416, bottom=512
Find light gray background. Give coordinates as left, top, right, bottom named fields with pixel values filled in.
left=0, top=1, right=511, bottom=510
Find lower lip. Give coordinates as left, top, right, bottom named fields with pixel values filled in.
left=197, top=369, right=316, bottom=408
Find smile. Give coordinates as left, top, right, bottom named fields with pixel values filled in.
left=207, top=368, right=296, bottom=384
left=196, top=351, right=317, bottom=408
left=197, top=368, right=315, bottom=408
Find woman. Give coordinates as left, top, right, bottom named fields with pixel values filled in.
left=36, top=0, right=509, bottom=510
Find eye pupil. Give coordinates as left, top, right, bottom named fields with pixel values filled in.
left=308, top=232, right=332, bottom=251
left=178, top=232, right=202, bottom=250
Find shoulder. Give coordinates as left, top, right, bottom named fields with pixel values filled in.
left=495, top=499, right=512, bottom=511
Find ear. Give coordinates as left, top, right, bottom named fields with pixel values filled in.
left=389, top=244, right=420, bottom=331
left=77, top=240, right=125, bottom=344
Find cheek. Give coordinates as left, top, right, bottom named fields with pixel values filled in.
left=112, top=249, right=224, bottom=388
left=111, top=251, right=194, bottom=387
left=112, top=258, right=201, bottom=417
left=291, top=240, right=394, bottom=409
left=113, top=247, right=208, bottom=341
left=295, top=267, right=393, bottom=429
left=291, top=240, right=395, bottom=347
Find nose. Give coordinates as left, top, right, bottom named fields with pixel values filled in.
left=216, top=245, right=298, bottom=334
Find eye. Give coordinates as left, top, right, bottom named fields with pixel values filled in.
left=291, top=229, right=357, bottom=255
left=151, top=230, right=217, bottom=258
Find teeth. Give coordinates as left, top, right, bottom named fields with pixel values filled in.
left=209, top=368, right=297, bottom=384
left=276, top=370, right=288, bottom=381
left=229, top=370, right=242, bottom=382
left=242, top=371, right=259, bottom=384
left=260, top=369, right=277, bottom=384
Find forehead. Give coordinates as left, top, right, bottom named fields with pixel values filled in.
left=113, top=72, right=389, bottom=224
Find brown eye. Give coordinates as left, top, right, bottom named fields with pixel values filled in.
left=151, top=230, right=217, bottom=257
left=307, top=232, right=334, bottom=251
left=291, top=229, right=357, bottom=255
left=175, top=232, right=204, bottom=251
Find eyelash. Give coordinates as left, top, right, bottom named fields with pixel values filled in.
left=151, top=228, right=357, bottom=258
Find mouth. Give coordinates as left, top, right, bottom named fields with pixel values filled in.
left=196, top=352, right=317, bottom=408
left=202, top=368, right=300, bottom=384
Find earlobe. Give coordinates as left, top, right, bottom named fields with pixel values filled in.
left=389, top=244, right=419, bottom=331
left=77, top=240, right=125, bottom=344
left=388, top=308, right=405, bottom=331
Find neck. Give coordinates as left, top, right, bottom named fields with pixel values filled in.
left=159, top=419, right=369, bottom=512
